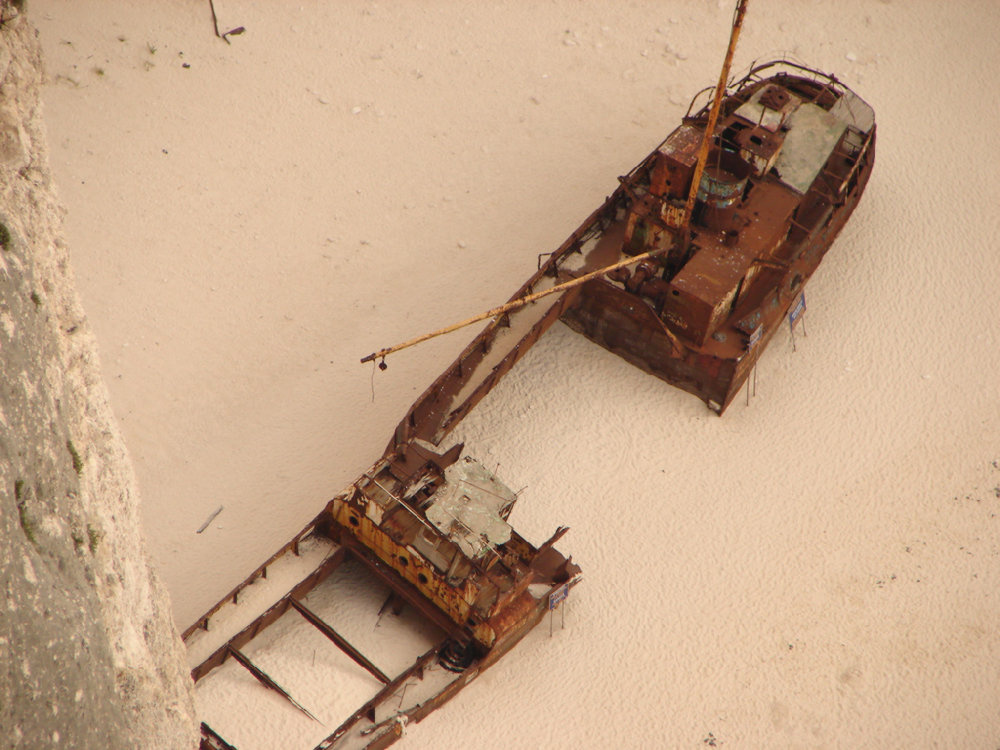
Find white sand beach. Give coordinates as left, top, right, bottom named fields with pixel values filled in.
left=33, top=0, right=1000, bottom=747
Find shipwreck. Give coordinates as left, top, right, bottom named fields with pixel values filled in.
left=186, top=1, right=874, bottom=747
left=365, top=18, right=875, bottom=416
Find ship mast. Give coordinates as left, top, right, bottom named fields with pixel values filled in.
left=361, top=1, right=750, bottom=366
left=679, top=0, right=749, bottom=240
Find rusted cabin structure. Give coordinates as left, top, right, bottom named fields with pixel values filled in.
left=562, top=60, right=876, bottom=412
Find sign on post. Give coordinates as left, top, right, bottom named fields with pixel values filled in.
left=788, top=293, right=806, bottom=332
left=548, top=583, right=569, bottom=611
left=788, top=293, right=806, bottom=352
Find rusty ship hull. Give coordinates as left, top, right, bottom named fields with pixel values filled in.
left=561, top=60, right=876, bottom=413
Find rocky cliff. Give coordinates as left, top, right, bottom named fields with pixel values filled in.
left=0, top=7, right=198, bottom=748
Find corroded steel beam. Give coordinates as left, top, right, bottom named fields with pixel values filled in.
left=313, top=645, right=444, bottom=750
left=181, top=519, right=326, bottom=640
left=199, top=722, right=237, bottom=750
left=386, top=190, right=625, bottom=455
left=228, top=646, right=319, bottom=722
left=288, top=597, right=390, bottom=684
left=190, top=547, right=348, bottom=682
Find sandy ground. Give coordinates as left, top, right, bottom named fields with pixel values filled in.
left=32, top=0, right=1000, bottom=747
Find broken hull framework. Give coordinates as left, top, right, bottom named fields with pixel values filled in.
left=189, top=441, right=581, bottom=750
left=187, top=60, right=873, bottom=749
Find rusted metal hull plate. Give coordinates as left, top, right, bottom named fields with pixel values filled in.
left=561, top=63, right=876, bottom=413
left=561, top=276, right=737, bottom=408
left=562, top=137, right=873, bottom=414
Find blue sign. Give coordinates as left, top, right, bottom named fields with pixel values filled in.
left=788, top=293, right=806, bottom=331
left=548, top=584, right=570, bottom=610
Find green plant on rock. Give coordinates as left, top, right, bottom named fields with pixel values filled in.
left=0, top=222, right=10, bottom=249
left=18, top=502, right=37, bottom=546
left=13, top=478, right=37, bottom=545
left=87, top=524, right=103, bottom=554
left=67, top=439, right=83, bottom=475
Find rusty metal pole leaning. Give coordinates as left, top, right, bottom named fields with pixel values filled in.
left=361, top=0, right=750, bottom=367
left=680, top=0, right=750, bottom=236
left=360, top=243, right=674, bottom=365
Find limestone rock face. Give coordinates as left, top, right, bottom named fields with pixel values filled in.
left=0, top=10, right=198, bottom=749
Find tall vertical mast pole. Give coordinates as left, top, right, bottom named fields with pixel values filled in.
left=680, top=0, right=750, bottom=236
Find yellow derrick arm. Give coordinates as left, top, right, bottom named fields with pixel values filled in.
left=360, top=0, right=751, bottom=366
left=360, top=244, right=671, bottom=364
